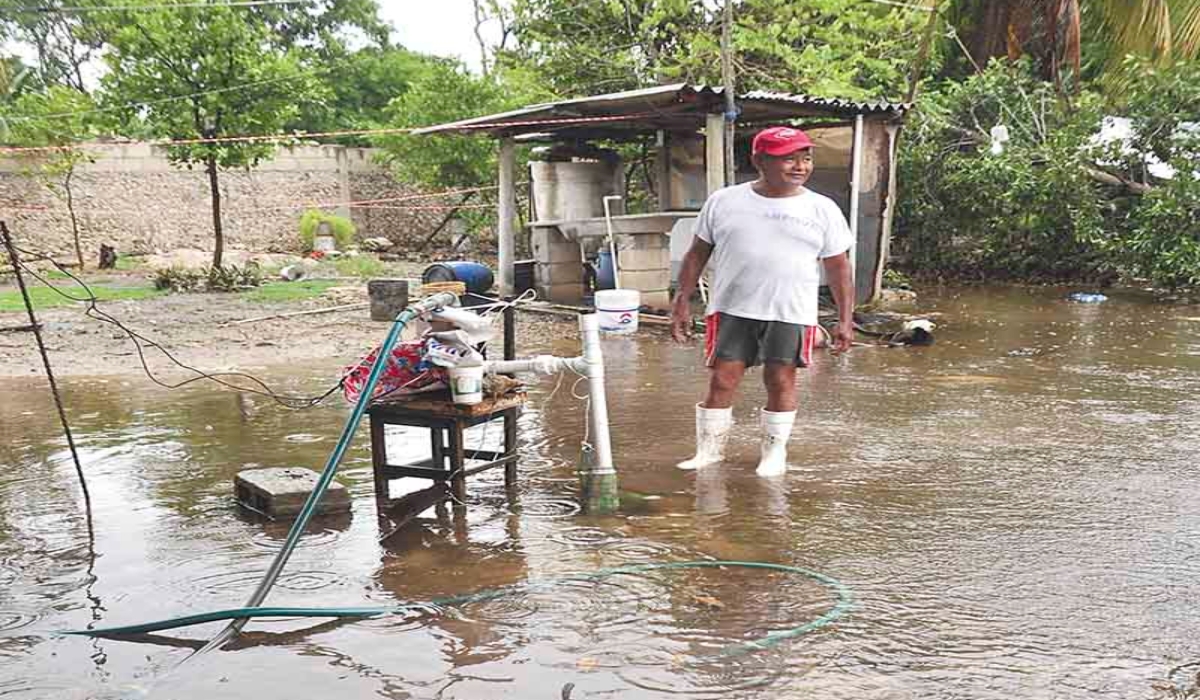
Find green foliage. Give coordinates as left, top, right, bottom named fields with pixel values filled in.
left=288, top=47, right=435, bottom=144
left=882, top=268, right=913, bottom=290
left=298, top=210, right=356, bottom=252
left=152, top=264, right=264, bottom=293
left=1120, top=58, right=1200, bottom=167
left=682, top=0, right=933, bottom=100
left=1, top=85, right=96, bottom=169
left=98, top=7, right=317, bottom=169
left=1083, top=59, right=1200, bottom=288
left=0, top=1, right=99, bottom=92
left=500, top=0, right=930, bottom=100
left=896, top=61, right=1110, bottom=281
left=1117, top=166, right=1200, bottom=288
left=375, top=61, right=555, bottom=238
left=376, top=61, right=553, bottom=189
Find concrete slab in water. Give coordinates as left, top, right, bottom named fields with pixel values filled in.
left=235, top=467, right=350, bottom=518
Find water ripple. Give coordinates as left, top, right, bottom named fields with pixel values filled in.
left=186, top=569, right=345, bottom=595
left=0, top=611, right=39, bottom=633
left=509, top=498, right=581, bottom=519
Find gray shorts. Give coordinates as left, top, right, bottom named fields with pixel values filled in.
left=704, top=312, right=818, bottom=368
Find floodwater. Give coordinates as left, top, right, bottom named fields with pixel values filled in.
left=2, top=285, right=1199, bottom=699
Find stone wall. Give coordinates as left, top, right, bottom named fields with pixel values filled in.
left=0, top=141, right=450, bottom=258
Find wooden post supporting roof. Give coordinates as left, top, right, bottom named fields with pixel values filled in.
left=705, top=112, right=726, bottom=196
left=848, top=114, right=864, bottom=288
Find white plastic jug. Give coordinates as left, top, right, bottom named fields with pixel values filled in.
left=448, top=365, right=484, bottom=405
left=595, top=289, right=640, bottom=334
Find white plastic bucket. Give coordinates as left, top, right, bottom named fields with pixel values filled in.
left=595, top=289, right=640, bottom=334
left=448, top=365, right=484, bottom=405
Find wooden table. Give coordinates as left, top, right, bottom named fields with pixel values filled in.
left=366, top=391, right=526, bottom=504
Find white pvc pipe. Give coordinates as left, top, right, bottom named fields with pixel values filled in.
left=579, top=313, right=615, bottom=475
left=485, top=355, right=585, bottom=376
left=602, top=195, right=622, bottom=289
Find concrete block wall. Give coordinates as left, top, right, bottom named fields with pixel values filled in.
left=615, top=232, right=671, bottom=309
left=0, top=142, right=448, bottom=258
left=529, top=225, right=671, bottom=308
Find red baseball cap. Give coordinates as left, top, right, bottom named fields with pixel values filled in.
left=752, top=126, right=814, bottom=156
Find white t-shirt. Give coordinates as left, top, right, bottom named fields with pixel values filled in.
left=694, top=182, right=853, bottom=326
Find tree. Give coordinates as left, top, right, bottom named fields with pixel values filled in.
left=287, top=46, right=435, bottom=145
left=374, top=60, right=555, bottom=239
left=500, top=0, right=708, bottom=94
left=499, top=0, right=929, bottom=100
left=98, top=4, right=321, bottom=269
left=2, top=86, right=97, bottom=268
left=943, top=0, right=1200, bottom=90
left=0, top=1, right=101, bottom=92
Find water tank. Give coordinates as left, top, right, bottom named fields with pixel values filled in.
left=530, top=156, right=622, bottom=222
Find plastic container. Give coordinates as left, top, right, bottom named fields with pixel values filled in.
left=448, top=365, right=484, bottom=405
left=595, top=249, right=617, bottom=291
left=595, top=289, right=640, bottom=334
left=422, top=261, right=495, bottom=295
left=1067, top=292, right=1108, bottom=303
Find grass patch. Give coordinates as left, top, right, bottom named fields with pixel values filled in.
left=115, top=254, right=142, bottom=271
left=0, top=284, right=162, bottom=312
left=239, top=279, right=341, bottom=303
left=327, top=255, right=387, bottom=278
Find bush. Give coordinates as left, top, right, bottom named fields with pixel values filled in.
left=152, top=263, right=264, bottom=293
left=895, top=60, right=1110, bottom=282
left=299, top=210, right=356, bottom=252
left=1115, top=164, right=1200, bottom=288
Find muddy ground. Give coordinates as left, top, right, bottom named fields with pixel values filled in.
left=0, top=277, right=587, bottom=380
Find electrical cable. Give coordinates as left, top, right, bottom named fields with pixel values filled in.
left=12, top=248, right=345, bottom=409
left=2, top=73, right=314, bottom=124
left=64, top=560, right=854, bottom=658
left=5, top=0, right=307, bottom=14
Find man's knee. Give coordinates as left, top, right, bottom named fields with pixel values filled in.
left=710, top=364, right=744, bottom=392
left=762, top=363, right=797, bottom=391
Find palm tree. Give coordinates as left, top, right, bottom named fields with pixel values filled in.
left=947, top=0, right=1200, bottom=88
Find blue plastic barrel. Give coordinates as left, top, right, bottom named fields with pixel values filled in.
left=595, top=250, right=616, bottom=291
left=422, top=261, right=495, bottom=295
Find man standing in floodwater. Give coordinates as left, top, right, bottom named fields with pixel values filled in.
left=670, top=126, right=856, bottom=477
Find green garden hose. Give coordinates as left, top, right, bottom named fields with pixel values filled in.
left=67, top=560, right=852, bottom=655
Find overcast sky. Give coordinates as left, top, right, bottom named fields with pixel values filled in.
left=2, top=0, right=505, bottom=80
left=382, top=0, right=505, bottom=73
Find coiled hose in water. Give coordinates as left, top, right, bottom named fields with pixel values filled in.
left=67, top=560, right=853, bottom=655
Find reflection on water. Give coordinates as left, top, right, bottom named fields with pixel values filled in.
left=2, top=286, right=1200, bottom=698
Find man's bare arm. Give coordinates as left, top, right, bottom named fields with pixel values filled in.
left=821, top=252, right=855, bottom=352
left=670, top=238, right=714, bottom=342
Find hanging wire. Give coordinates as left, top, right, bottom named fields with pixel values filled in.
left=4, top=0, right=307, bottom=14
left=11, top=247, right=345, bottom=409
left=2, top=73, right=314, bottom=124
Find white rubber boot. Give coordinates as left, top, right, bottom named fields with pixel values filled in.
left=755, top=409, right=796, bottom=477
left=676, top=403, right=733, bottom=470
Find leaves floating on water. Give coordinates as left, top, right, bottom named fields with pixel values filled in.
left=691, top=593, right=725, bottom=610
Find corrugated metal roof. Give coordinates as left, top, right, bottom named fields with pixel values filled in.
left=413, top=84, right=909, bottom=137
left=740, top=90, right=912, bottom=115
